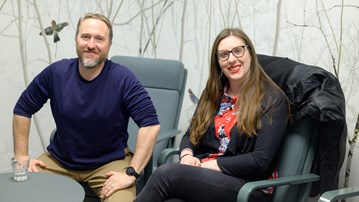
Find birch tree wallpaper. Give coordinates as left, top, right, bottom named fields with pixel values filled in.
left=1, top=0, right=358, bottom=199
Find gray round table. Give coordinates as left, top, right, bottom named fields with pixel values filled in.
left=0, top=172, right=85, bottom=202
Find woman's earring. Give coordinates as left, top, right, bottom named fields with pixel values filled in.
left=219, top=71, right=223, bottom=79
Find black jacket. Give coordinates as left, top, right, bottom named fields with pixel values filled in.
left=257, top=54, right=347, bottom=196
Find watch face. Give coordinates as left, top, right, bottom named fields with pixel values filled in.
left=126, top=167, right=135, bottom=175
left=125, top=166, right=139, bottom=178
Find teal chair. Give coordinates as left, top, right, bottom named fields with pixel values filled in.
left=51, top=55, right=187, bottom=201
left=318, top=186, right=359, bottom=202
left=110, top=55, right=187, bottom=188
left=158, top=115, right=320, bottom=202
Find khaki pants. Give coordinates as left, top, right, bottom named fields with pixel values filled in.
left=36, top=150, right=136, bottom=202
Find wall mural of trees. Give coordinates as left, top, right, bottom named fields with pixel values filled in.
left=1, top=0, right=358, bottom=196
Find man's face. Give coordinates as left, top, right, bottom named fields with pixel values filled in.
left=76, top=18, right=111, bottom=69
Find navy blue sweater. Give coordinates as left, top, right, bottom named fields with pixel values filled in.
left=14, top=58, right=159, bottom=170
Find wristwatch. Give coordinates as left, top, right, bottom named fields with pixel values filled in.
left=124, top=166, right=139, bottom=179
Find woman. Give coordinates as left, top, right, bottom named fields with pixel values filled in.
left=136, top=28, right=290, bottom=202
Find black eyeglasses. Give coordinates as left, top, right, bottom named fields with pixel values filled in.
left=216, top=45, right=248, bottom=61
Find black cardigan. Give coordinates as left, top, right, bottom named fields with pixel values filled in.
left=180, top=85, right=289, bottom=182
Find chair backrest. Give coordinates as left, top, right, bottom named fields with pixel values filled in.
left=110, top=55, right=187, bottom=165
left=273, top=116, right=317, bottom=201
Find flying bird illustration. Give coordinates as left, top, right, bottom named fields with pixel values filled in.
left=188, top=88, right=199, bottom=105
left=40, top=20, right=68, bottom=43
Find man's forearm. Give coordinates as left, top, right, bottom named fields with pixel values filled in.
left=13, top=114, right=31, bottom=156
left=130, top=124, right=160, bottom=173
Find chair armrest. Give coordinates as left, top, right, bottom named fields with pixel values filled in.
left=50, top=129, right=57, bottom=144
left=156, top=129, right=181, bottom=142
left=318, top=186, right=359, bottom=202
left=156, top=129, right=181, bottom=148
left=237, top=173, right=320, bottom=202
left=141, top=129, right=180, bottom=187
left=157, top=148, right=180, bottom=166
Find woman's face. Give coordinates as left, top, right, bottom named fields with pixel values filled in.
left=217, top=35, right=251, bottom=87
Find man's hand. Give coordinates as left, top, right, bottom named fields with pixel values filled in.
left=99, top=171, right=136, bottom=200
left=28, top=159, right=46, bottom=172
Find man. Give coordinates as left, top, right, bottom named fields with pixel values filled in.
left=12, top=13, right=160, bottom=201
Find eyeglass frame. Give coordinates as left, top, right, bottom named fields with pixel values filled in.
left=216, top=45, right=248, bottom=61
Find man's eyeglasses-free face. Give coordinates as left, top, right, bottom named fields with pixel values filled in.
left=216, top=45, right=248, bottom=61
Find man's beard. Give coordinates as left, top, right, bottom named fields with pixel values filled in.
left=80, top=56, right=100, bottom=69
left=77, top=47, right=107, bottom=69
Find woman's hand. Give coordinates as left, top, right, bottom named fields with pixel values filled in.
left=180, top=155, right=201, bottom=167
left=200, top=159, right=221, bottom=171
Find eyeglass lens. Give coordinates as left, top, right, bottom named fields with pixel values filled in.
left=217, top=46, right=247, bottom=61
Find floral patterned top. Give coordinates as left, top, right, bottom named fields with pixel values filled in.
left=202, top=90, right=237, bottom=162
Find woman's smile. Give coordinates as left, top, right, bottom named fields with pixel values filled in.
left=228, top=64, right=241, bottom=73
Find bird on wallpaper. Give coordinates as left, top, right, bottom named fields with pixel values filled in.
left=188, top=88, right=199, bottom=105
left=39, top=20, right=69, bottom=43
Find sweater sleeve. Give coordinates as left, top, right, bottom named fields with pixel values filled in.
left=121, top=67, right=159, bottom=127
left=217, top=93, right=289, bottom=178
left=179, top=128, right=197, bottom=153
left=13, top=66, right=52, bottom=118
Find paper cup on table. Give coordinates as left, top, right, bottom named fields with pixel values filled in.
left=11, top=157, right=29, bottom=181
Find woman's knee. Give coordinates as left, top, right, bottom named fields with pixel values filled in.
left=154, top=163, right=182, bottom=176
left=149, top=163, right=183, bottom=182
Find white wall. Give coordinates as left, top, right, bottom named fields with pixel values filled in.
left=1, top=0, right=358, bottom=200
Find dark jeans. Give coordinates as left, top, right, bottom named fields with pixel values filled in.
left=136, top=163, right=272, bottom=202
